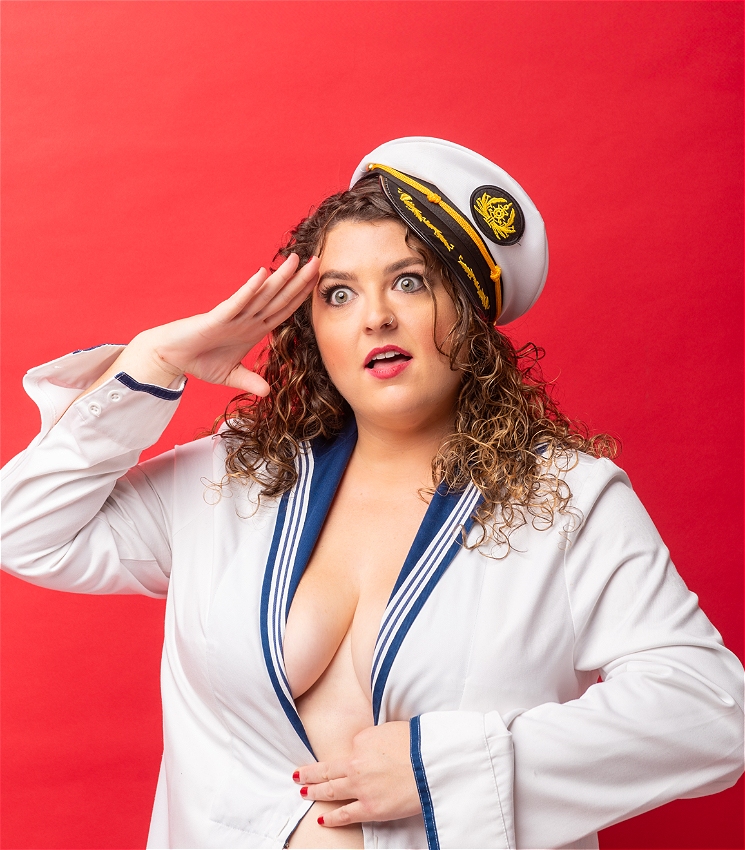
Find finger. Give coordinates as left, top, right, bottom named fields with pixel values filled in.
left=317, top=801, right=367, bottom=828
left=294, top=759, right=347, bottom=786
left=300, top=776, right=354, bottom=802
left=238, top=253, right=304, bottom=315
left=217, top=255, right=316, bottom=327
left=260, top=279, right=315, bottom=330
left=260, top=260, right=319, bottom=326
left=265, top=251, right=302, bottom=288
left=215, top=267, right=272, bottom=321
left=253, top=255, right=319, bottom=320
left=222, top=364, right=270, bottom=396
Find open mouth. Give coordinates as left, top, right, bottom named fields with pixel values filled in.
left=365, top=350, right=413, bottom=370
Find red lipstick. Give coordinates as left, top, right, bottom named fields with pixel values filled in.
left=363, top=345, right=413, bottom=380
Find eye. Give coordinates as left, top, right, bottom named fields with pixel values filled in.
left=320, top=285, right=356, bottom=306
left=393, top=273, right=425, bottom=293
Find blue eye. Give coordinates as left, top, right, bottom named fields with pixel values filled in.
left=394, top=274, right=425, bottom=292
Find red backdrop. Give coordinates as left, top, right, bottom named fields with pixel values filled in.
left=1, top=2, right=742, bottom=848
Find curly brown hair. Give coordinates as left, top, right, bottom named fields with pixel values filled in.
left=213, top=175, right=618, bottom=551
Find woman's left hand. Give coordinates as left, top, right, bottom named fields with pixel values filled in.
left=293, top=721, right=421, bottom=827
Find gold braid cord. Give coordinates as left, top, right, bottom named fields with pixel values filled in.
left=369, top=162, right=502, bottom=319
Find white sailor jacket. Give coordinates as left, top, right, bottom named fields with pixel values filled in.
left=2, top=345, right=743, bottom=850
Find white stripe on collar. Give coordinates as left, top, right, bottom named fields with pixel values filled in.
left=267, top=445, right=314, bottom=705
left=371, top=481, right=482, bottom=720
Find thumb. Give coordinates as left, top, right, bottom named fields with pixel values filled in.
left=224, top=364, right=271, bottom=397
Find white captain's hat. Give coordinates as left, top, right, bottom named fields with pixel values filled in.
left=350, top=137, right=548, bottom=325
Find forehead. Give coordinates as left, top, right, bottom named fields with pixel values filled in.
left=319, top=219, right=421, bottom=270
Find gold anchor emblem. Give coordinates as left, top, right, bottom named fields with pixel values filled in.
left=473, top=192, right=517, bottom=242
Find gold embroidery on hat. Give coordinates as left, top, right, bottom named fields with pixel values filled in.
left=473, top=193, right=517, bottom=242
left=397, top=189, right=454, bottom=252
left=457, top=256, right=490, bottom=311
left=369, top=164, right=502, bottom=320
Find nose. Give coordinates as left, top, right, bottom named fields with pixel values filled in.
left=364, top=294, right=397, bottom=333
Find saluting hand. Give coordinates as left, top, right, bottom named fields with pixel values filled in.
left=293, top=721, right=421, bottom=828
left=81, top=254, right=319, bottom=400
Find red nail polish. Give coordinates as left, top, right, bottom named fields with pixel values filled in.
left=300, top=786, right=308, bottom=797
left=292, top=770, right=300, bottom=782
left=317, top=816, right=325, bottom=826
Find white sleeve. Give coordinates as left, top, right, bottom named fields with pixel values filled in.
left=1, top=345, right=187, bottom=598
left=411, top=461, right=744, bottom=850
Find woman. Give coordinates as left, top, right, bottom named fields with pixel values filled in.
left=2, top=137, right=742, bottom=850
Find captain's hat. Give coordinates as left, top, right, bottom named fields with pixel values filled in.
left=350, top=137, right=548, bottom=325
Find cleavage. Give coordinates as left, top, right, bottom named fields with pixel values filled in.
left=282, top=479, right=430, bottom=702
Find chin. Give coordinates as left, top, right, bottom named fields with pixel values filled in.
left=349, top=393, right=455, bottom=432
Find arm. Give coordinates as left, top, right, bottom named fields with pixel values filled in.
left=2, top=255, right=319, bottom=596
left=413, top=462, right=744, bottom=849
left=1, top=346, right=183, bottom=596
left=296, top=461, right=744, bottom=849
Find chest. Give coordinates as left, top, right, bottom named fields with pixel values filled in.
left=167, top=432, right=584, bottom=768
left=282, top=473, right=431, bottom=700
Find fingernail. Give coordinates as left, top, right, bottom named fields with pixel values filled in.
left=292, top=770, right=300, bottom=782
left=300, top=786, right=308, bottom=797
left=317, top=816, right=325, bottom=826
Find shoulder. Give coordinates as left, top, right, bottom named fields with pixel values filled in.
left=534, top=449, right=665, bottom=547
left=545, top=452, right=669, bottom=564
left=185, top=431, right=269, bottom=485
left=144, top=431, right=270, bottom=516
left=540, top=449, right=632, bottom=508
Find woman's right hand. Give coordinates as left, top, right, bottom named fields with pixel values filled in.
left=84, top=254, right=319, bottom=399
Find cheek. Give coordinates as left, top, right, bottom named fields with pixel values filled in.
left=431, top=296, right=459, bottom=356
left=310, top=306, right=354, bottom=385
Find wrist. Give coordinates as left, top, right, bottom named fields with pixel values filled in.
left=119, top=333, right=185, bottom=388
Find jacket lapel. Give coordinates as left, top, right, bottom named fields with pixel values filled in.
left=371, top=482, right=483, bottom=723
left=259, top=419, right=483, bottom=748
left=259, top=420, right=357, bottom=754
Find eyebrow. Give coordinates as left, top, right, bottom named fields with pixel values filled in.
left=318, top=257, right=424, bottom=286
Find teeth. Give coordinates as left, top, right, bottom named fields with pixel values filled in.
left=372, top=351, right=399, bottom=361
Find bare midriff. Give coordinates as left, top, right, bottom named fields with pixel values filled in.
left=284, top=451, right=430, bottom=848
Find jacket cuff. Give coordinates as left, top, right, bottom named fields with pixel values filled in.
left=412, top=711, right=516, bottom=850
left=22, top=345, right=185, bottom=439
left=114, top=371, right=185, bottom=401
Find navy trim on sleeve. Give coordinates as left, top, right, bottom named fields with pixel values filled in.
left=115, top=372, right=185, bottom=400
left=410, top=716, right=440, bottom=850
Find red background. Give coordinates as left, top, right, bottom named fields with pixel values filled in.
left=1, top=2, right=742, bottom=847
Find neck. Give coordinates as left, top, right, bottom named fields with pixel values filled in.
left=350, top=411, right=454, bottom=491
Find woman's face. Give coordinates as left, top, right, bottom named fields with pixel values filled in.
left=311, top=218, right=462, bottom=433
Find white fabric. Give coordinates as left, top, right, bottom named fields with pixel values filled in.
left=349, top=137, right=549, bottom=325
left=417, top=711, right=515, bottom=848
left=2, top=346, right=743, bottom=850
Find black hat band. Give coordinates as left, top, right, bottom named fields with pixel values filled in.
left=368, top=164, right=503, bottom=322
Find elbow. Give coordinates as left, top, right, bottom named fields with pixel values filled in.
left=0, top=531, right=41, bottom=576
left=1, top=545, right=72, bottom=588
left=688, top=684, right=745, bottom=797
left=716, top=701, right=745, bottom=790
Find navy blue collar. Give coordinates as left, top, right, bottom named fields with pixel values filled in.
left=260, top=419, right=482, bottom=754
